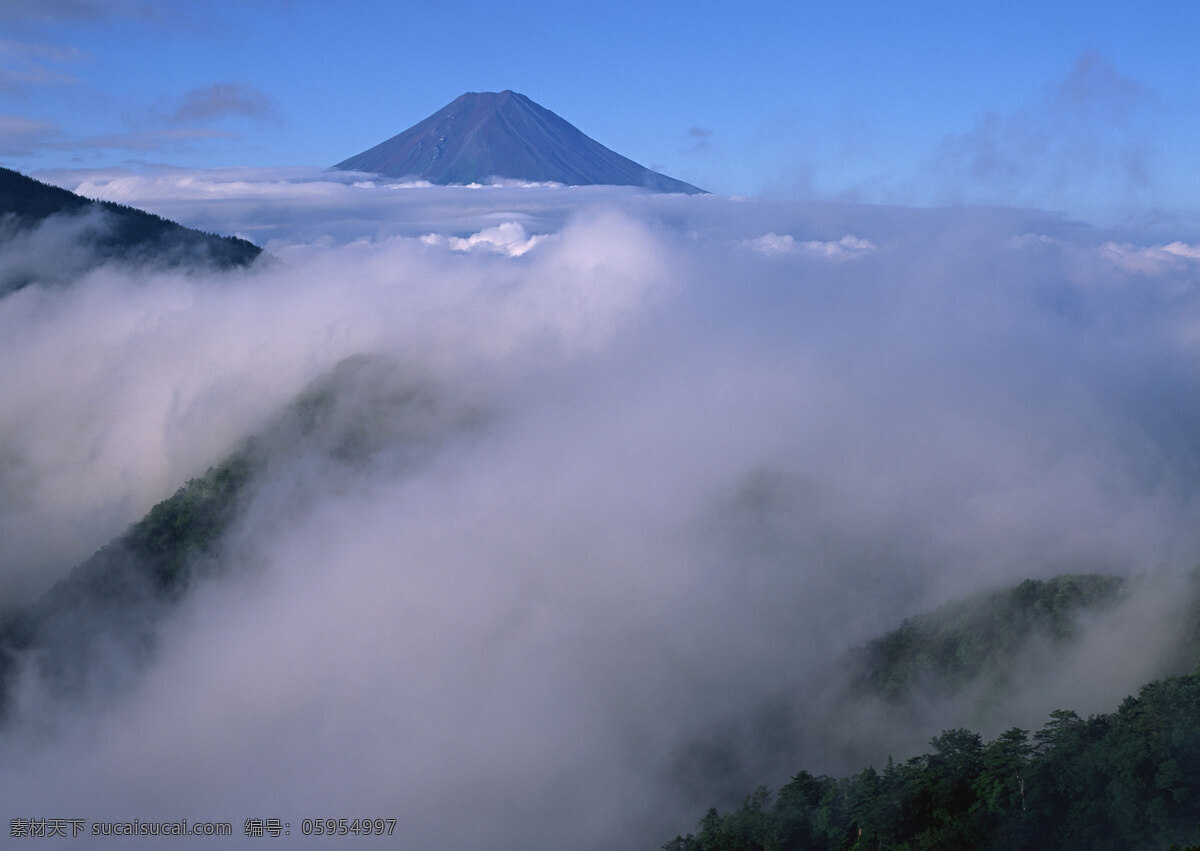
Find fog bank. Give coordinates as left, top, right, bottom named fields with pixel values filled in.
left=3, top=171, right=1200, bottom=846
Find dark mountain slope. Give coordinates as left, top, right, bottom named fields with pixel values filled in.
left=665, top=573, right=1200, bottom=850
left=665, top=671, right=1200, bottom=850
left=334, top=90, right=705, bottom=194
left=664, top=570, right=1200, bottom=815
left=0, top=167, right=262, bottom=293
left=846, top=574, right=1129, bottom=702
left=0, top=355, right=481, bottom=724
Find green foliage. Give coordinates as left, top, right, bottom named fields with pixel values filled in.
left=0, top=353, right=447, bottom=722
left=668, top=672, right=1200, bottom=849
left=848, top=574, right=1126, bottom=701
left=0, top=453, right=256, bottom=719
left=121, top=454, right=254, bottom=590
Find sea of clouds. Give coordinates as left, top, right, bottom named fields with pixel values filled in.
left=3, top=168, right=1200, bottom=846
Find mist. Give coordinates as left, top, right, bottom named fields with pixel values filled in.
left=3, top=171, right=1200, bottom=846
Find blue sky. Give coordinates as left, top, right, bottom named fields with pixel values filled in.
left=2, top=0, right=1198, bottom=222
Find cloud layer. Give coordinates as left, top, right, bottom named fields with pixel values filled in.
left=3, top=174, right=1200, bottom=846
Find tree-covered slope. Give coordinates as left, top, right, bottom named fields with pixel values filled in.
left=0, top=166, right=262, bottom=293
left=665, top=569, right=1200, bottom=849
left=845, top=574, right=1128, bottom=702
left=0, top=355, right=476, bottom=724
left=664, top=668, right=1200, bottom=850
left=0, top=452, right=254, bottom=715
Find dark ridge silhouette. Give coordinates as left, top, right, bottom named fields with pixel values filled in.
left=0, top=166, right=262, bottom=294
left=845, top=574, right=1135, bottom=702
left=334, top=90, right=705, bottom=193
left=0, top=355, right=481, bottom=726
left=666, top=673, right=1200, bottom=850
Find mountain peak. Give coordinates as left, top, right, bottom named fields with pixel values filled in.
left=334, top=91, right=705, bottom=194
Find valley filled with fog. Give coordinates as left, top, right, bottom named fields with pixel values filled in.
left=4, top=171, right=1200, bottom=847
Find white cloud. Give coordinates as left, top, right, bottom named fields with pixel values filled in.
left=1161, top=241, right=1200, bottom=260
left=743, top=231, right=795, bottom=253
left=4, top=172, right=1200, bottom=847
left=744, top=231, right=875, bottom=259
left=1098, top=239, right=1200, bottom=278
left=420, top=221, right=546, bottom=256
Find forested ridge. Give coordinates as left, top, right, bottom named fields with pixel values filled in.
left=0, top=166, right=261, bottom=293
left=666, top=572, right=1200, bottom=850
left=0, top=451, right=257, bottom=720
left=0, top=356, right=469, bottom=724
left=847, top=574, right=1160, bottom=701
left=4, top=323, right=1200, bottom=849
left=664, top=668, right=1200, bottom=850
left=0, top=362, right=346, bottom=719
